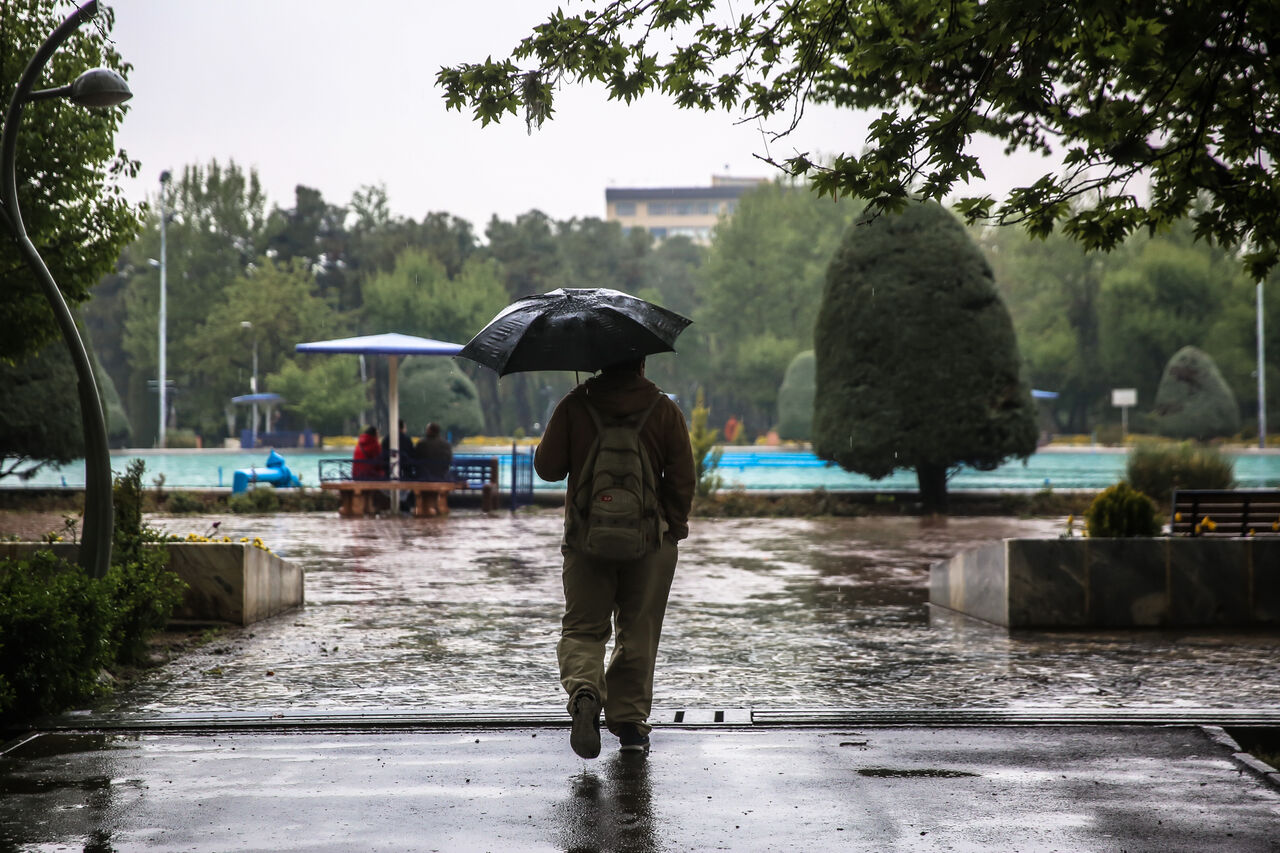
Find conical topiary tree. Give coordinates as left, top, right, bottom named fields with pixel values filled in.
left=1151, top=345, right=1241, bottom=440
left=812, top=201, right=1038, bottom=512
left=776, top=350, right=815, bottom=441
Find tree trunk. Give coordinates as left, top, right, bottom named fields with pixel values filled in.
left=916, top=462, right=949, bottom=514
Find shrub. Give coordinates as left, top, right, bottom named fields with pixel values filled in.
left=166, top=492, right=205, bottom=514
left=776, top=350, right=815, bottom=441
left=110, top=460, right=186, bottom=666
left=229, top=485, right=280, bottom=514
left=1150, top=346, right=1241, bottom=440
left=1085, top=482, right=1160, bottom=538
left=0, top=460, right=188, bottom=720
left=0, top=550, right=113, bottom=720
left=1126, top=441, right=1235, bottom=506
left=689, top=389, right=723, bottom=497
left=165, top=428, right=201, bottom=449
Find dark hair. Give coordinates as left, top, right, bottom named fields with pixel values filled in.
left=363, top=425, right=377, bottom=436
left=601, top=356, right=645, bottom=376
left=425, top=422, right=442, bottom=439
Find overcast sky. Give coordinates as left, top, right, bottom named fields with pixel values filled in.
left=104, top=0, right=1056, bottom=231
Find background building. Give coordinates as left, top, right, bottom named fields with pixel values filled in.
left=605, top=175, right=767, bottom=243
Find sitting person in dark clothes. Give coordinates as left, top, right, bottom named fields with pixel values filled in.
left=414, top=422, right=453, bottom=481
left=381, top=419, right=417, bottom=479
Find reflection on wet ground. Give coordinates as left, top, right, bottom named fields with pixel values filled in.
left=100, top=510, right=1280, bottom=714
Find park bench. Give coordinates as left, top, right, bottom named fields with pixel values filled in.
left=317, top=454, right=500, bottom=518
left=1170, top=489, right=1280, bottom=537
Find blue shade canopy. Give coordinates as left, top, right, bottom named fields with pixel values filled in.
left=295, top=333, right=462, bottom=356
left=231, top=393, right=283, bottom=405
left=1031, top=389, right=1059, bottom=399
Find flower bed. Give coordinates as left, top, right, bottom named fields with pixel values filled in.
left=930, top=537, right=1280, bottom=628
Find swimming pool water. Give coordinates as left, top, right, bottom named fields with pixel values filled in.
left=8, top=446, right=1280, bottom=492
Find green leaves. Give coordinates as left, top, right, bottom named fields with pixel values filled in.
left=0, top=0, right=141, bottom=361
left=437, top=0, right=1280, bottom=275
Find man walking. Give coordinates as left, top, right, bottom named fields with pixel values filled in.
left=534, top=357, right=695, bottom=757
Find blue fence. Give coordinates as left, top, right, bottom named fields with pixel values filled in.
left=510, top=444, right=535, bottom=510
left=316, top=449, right=535, bottom=509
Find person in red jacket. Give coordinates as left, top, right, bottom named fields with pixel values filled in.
left=352, top=426, right=386, bottom=480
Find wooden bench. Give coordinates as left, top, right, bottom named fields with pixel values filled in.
left=321, top=480, right=463, bottom=518
left=1170, top=489, right=1280, bottom=537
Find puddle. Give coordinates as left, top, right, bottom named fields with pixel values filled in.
left=857, top=768, right=980, bottom=778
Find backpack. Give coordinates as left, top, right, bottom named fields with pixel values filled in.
left=568, top=396, right=665, bottom=560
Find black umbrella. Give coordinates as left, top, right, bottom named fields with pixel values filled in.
left=458, top=287, right=692, bottom=376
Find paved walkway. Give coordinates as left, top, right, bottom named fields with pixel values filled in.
left=3, top=722, right=1278, bottom=851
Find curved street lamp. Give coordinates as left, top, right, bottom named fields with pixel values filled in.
left=0, top=0, right=133, bottom=579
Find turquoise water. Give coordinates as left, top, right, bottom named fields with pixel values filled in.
left=8, top=446, right=1280, bottom=492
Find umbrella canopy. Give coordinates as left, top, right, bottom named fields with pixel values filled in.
left=295, top=333, right=463, bottom=480
left=295, top=332, right=462, bottom=357
left=458, top=287, right=692, bottom=376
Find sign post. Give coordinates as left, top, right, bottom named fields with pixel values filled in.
left=1112, top=388, right=1137, bottom=444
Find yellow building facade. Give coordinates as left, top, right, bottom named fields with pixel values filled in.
left=605, top=176, right=767, bottom=243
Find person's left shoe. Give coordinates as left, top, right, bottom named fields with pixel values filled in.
left=617, top=723, right=650, bottom=754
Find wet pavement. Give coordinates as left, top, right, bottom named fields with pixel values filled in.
left=79, top=510, right=1280, bottom=716
left=6, top=509, right=1280, bottom=850
left=3, top=724, right=1278, bottom=851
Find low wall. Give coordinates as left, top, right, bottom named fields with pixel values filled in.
left=930, top=538, right=1280, bottom=628
left=0, top=542, right=302, bottom=626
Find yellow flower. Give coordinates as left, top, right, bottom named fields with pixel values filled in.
left=1173, top=512, right=1182, bottom=522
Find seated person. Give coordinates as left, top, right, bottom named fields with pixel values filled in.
left=382, top=419, right=418, bottom=479
left=352, top=426, right=387, bottom=480
left=414, top=422, right=454, bottom=481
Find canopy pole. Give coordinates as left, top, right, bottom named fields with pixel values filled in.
left=389, top=354, right=400, bottom=511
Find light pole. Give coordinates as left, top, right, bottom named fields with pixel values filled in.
left=241, top=320, right=259, bottom=448
left=0, top=0, right=132, bottom=579
left=1259, top=280, right=1268, bottom=449
left=158, top=169, right=170, bottom=447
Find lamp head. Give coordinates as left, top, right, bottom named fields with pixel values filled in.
left=68, top=68, right=131, bottom=108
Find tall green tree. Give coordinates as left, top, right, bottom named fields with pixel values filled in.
left=441, top=1, right=1280, bottom=276
left=1097, top=239, right=1222, bottom=410
left=266, top=356, right=367, bottom=437
left=0, top=0, right=140, bottom=362
left=979, top=225, right=1109, bottom=434
left=693, top=180, right=858, bottom=430
left=0, top=341, right=82, bottom=479
left=362, top=248, right=507, bottom=345
left=184, top=258, right=344, bottom=439
left=116, top=160, right=267, bottom=443
left=813, top=201, right=1037, bottom=512
left=263, top=184, right=354, bottom=311
left=484, top=210, right=565, bottom=298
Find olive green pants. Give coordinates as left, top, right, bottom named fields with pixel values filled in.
left=557, top=538, right=678, bottom=737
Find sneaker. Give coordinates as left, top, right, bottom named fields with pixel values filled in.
left=617, top=723, right=650, bottom=754
left=569, top=691, right=601, bottom=759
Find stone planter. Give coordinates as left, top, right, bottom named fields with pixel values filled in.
left=0, top=542, right=302, bottom=626
left=930, top=537, right=1279, bottom=629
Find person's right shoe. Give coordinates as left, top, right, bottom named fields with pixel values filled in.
left=617, top=723, right=650, bottom=754
left=569, top=690, right=601, bottom=759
